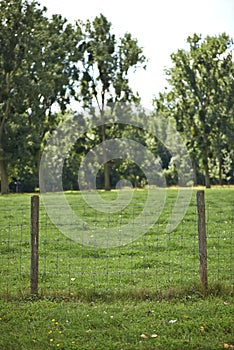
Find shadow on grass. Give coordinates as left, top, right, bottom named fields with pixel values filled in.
left=1, top=281, right=233, bottom=303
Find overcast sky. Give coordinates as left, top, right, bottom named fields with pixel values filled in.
left=40, top=0, right=234, bottom=109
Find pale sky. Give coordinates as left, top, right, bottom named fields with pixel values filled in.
left=40, top=0, right=234, bottom=109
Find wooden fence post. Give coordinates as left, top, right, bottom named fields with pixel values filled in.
left=30, top=195, right=39, bottom=294
left=196, top=190, right=208, bottom=289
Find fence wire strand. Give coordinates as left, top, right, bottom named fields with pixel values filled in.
left=0, top=194, right=233, bottom=298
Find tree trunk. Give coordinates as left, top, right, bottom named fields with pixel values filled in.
left=202, top=129, right=211, bottom=189
left=203, top=159, right=211, bottom=188
left=0, top=73, right=11, bottom=194
left=0, top=147, right=8, bottom=194
left=192, top=158, right=198, bottom=186
left=218, top=153, right=222, bottom=186
left=101, top=123, right=111, bottom=191
left=104, top=162, right=110, bottom=191
left=37, top=150, right=46, bottom=193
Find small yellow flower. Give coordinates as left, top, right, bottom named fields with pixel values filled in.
left=50, top=338, right=54, bottom=342
left=56, top=344, right=60, bottom=347
left=52, top=319, right=55, bottom=322
left=55, top=322, right=59, bottom=325
left=48, top=330, right=52, bottom=335
left=0, top=317, right=2, bottom=321
left=58, top=331, right=62, bottom=334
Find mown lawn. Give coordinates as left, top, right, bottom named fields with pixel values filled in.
left=0, top=188, right=233, bottom=349
left=0, top=294, right=233, bottom=350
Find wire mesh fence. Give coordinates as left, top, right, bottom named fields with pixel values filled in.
left=0, top=190, right=233, bottom=298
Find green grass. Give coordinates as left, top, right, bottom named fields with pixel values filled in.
left=0, top=188, right=233, bottom=297
left=0, top=188, right=233, bottom=349
left=0, top=294, right=233, bottom=350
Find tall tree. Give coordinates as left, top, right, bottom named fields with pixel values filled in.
left=155, top=33, right=234, bottom=188
left=0, top=0, right=81, bottom=193
left=0, top=0, right=37, bottom=193
left=75, top=14, right=146, bottom=190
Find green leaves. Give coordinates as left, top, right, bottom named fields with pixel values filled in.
left=155, top=33, right=234, bottom=187
left=0, top=6, right=147, bottom=193
left=76, top=14, right=146, bottom=111
left=0, top=0, right=83, bottom=193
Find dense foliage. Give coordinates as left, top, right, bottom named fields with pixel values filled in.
left=155, top=34, right=234, bottom=188
left=0, top=0, right=233, bottom=193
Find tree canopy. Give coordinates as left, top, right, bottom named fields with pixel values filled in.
left=74, top=14, right=146, bottom=190
left=0, top=0, right=83, bottom=193
left=0, top=0, right=233, bottom=193
left=155, top=33, right=234, bottom=188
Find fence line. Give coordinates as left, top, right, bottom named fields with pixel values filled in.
left=30, top=195, right=39, bottom=294
left=0, top=190, right=233, bottom=298
left=196, top=190, right=208, bottom=289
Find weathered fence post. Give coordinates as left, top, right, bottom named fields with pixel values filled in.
left=30, top=195, right=39, bottom=294
left=196, top=190, right=208, bottom=289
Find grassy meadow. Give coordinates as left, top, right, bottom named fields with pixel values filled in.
left=0, top=188, right=233, bottom=349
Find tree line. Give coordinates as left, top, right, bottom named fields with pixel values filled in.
left=0, top=0, right=233, bottom=194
